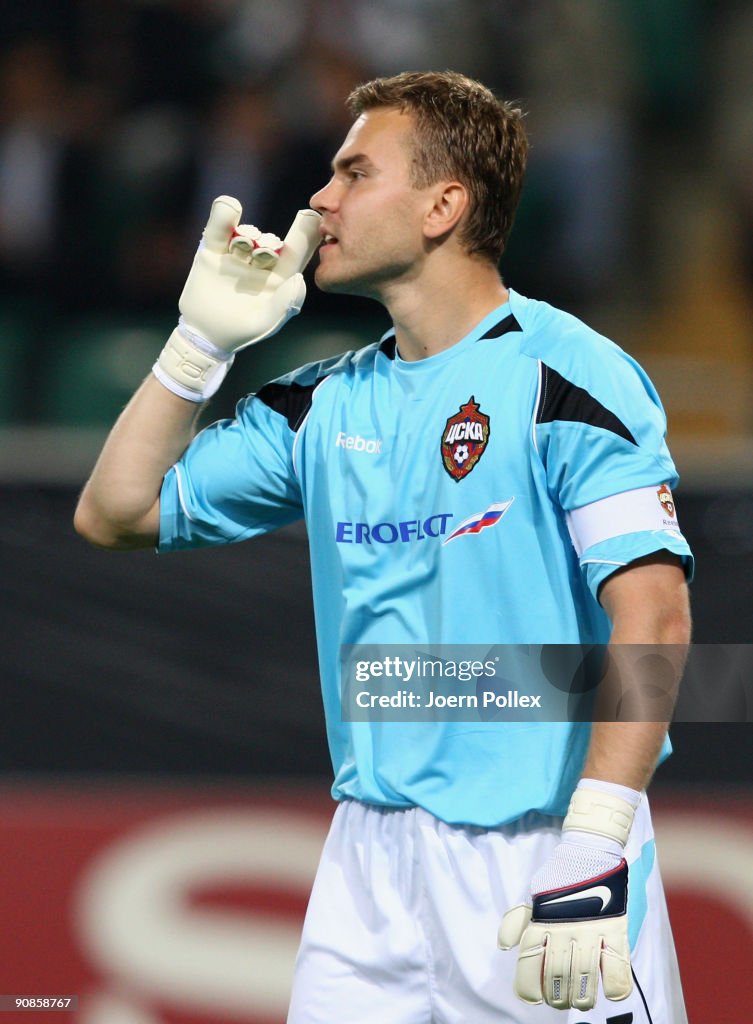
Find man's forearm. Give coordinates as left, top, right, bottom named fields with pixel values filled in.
left=582, top=554, right=692, bottom=792
left=583, top=639, right=688, bottom=791
left=74, top=375, right=203, bottom=549
left=581, top=642, right=689, bottom=792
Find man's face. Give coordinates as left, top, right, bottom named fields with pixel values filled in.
left=310, top=108, right=433, bottom=297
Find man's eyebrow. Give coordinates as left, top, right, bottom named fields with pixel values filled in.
left=331, top=153, right=375, bottom=173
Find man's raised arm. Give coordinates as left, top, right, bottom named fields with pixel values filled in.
left=74, top=196, right=321, bottom=550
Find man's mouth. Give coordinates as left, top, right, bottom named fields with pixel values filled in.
left=319, top=232, right=338, bottom=251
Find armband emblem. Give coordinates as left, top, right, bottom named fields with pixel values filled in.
left=657, top=484, right=675, bottom=518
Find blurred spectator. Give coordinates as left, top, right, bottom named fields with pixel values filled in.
left=210, top=0, right=306, bottom=78
left=189, top=84, right=283, bottom=240
left=0, top=30, right=156, bottom=314
left=714, top=3, right=753, bottom=297
left=72, top=1, right=225, bottom=312
left=268, top=45, right=367, bottom=222
left=499, top=0, right=635, bottom=312
left=99, top=98, right=196, bottom=311
left=0, top=39, right=70, bottom=303
left=266, top=43, right=375, bottom=315
left=110, top=81, right=285, bottom=313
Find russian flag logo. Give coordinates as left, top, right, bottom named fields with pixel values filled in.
left=443, top=499, right=515, bottom=544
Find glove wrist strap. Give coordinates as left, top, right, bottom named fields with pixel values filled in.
left=175, top=317, right=231, bottom=362
left=563, top=786, right=637, bottom=848
left=153, top=324, right=231, bottom=403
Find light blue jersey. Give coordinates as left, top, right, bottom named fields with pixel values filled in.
left=159, top=290, right=693, bottom=826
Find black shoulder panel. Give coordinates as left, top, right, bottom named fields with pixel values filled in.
left=378, top=335, right=397, bottom=360
left=536, top=363, right=637, bottom=445
left=256, top=377, right=329, bottom=432
left=478, top=312, right=523, bottom=340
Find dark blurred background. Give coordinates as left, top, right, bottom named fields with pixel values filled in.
left=0, top=3, right=752, bottom=1022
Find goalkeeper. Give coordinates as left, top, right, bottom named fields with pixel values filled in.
left=76, top=70, right=693, bottom=1023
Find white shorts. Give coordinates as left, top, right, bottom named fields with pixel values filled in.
left=287, top=798, right=687, bottom=1024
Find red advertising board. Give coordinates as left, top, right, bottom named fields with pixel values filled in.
left=0, top=783, right=749, bottom=1023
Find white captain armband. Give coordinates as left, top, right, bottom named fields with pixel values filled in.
left=566, top=483, right=682, bottom=558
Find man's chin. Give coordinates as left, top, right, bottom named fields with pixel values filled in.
left=314, top=266, right=368, bottom=297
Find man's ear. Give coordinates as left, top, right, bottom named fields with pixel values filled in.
left=423, top=181, right=469, bottom=241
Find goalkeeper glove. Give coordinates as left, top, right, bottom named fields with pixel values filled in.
left=153, top=196, right=322, bottom=402
left=498, top=779, right=640, bottom=1011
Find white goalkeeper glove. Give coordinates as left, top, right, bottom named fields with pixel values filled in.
left=153, top=196, right=322, bottom=402
left=498, top=779, right=640, bottom=1011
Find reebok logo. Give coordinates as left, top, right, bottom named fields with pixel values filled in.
left=335, top=432, right=382, bottom=454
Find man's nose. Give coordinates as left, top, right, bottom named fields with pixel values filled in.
left=310, top=177, right=338, bottom=214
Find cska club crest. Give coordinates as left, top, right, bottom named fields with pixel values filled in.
left=441, top=396, right=490, bottom=481
left=657, top=484, right=676, bottom=518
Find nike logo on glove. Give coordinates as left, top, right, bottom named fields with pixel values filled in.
left=532, top=860, right=628, bottom=922
left=539, top=884, right=613, bottom=913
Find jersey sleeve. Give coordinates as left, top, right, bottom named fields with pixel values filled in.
left=159, top=390, right=303, bottom=552
left=532, top=343, right=694, bottom=598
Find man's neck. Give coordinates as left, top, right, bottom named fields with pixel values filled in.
left=383, top=258, right=509, bottom=362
